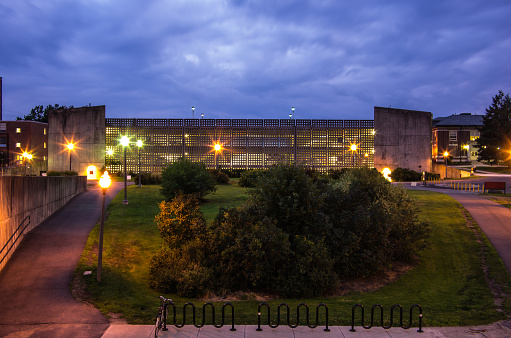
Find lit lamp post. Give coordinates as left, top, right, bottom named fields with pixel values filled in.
left=192, top=106, right=195, bottom=119
left=443, top=151, right=449, bottom=179
left=22, top=152, right=32, bottom=176
left=350, top=144, right=357, bottom=168
left=214, top=143, right=222, bottom=170
left=291, top=107, right=295, bottom=119
left=120, top=136, right=130, bottom=205
left=136, top=139, right=142, bottom=188
left=97, top=171, right=111, bottom=283
left=67, top=143, right=74, bottom=171
left=106, top=150, right=113, bottom=169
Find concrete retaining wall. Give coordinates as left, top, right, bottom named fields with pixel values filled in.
left=0, top=176, right=87, bottom=271
left=431, top=163, right=471, bottom=179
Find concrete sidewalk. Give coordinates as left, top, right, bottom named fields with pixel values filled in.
left=0, top=182, right=125, bottom=338
left=102, top=322, right=511, bottom=337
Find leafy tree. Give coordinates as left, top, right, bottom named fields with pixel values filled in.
left=16, top=104, right=73, bottom=123
left=160, top=157, right=216, bottom=201
left=477, top=91, right=511, bottom=164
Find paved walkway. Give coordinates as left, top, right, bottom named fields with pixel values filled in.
left=0, top=182, right=125, bottom=338
left=101, top=322, right=511, bottom=337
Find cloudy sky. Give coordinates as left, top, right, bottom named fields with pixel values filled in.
left=1, top=0, right=510, bottom=121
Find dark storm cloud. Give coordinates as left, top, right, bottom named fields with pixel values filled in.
left=1, top=0, right=510, bottom=121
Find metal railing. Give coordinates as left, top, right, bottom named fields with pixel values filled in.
left=0, top=215, right=30, bottom=267
left=350, top=304, right=423, bottom=332
left=256, top=303, right=330, bottom=331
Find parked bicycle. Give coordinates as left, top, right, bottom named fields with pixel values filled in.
left=153, top=296, right=171, bottom=337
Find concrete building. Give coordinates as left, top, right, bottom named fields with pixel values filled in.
left=432, top=113, right=483, bottom=163
left=47, top=106, right=432, bottom=178
left=0, top=120, right=48, bottom=175
left=48, top=106, right=105, bottom=179
left=374, top=107, right=432, bottom=173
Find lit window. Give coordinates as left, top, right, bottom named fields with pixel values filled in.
left=0, top=123, right=6, bottom=132
left=16, top=128, right=21, bottom=133
left=43, top=156, right=47, bottom=160
left=470, top=131, right=480, bottom=141
left=44, top=142, right=47, bottom=148
left=449, top=131, right=457, bottom=142
left=16, top=142, right=21, bottom=148
left=44, top=128, right=47, bottom=135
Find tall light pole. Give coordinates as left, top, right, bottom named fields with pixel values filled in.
left=121, top=136, right=130, bottom=205
left=291, top=107, right=295, bottom=119
left=136, top=139, right=142, bottom=188
left=97, top=171, right=111, bottom=283
left=214, top=143, right=222, bottom=170
left=67, top=143, right=74, bottom=171
left=443, top=151, right=449, bottom=179
left=192, top=106, right=195, bottom=119
left=350, top=144, right=357, bottom=168
left=22, top=152, right=32, bottom=176
left=106, top=149, right=113, bottom=170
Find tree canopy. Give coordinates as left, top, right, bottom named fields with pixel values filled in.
left=476, top=90, right=511, bottom=164
left=16, top=104, right=73, bottom=123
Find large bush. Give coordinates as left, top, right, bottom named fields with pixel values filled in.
left=160, top=157, right=216, bottom=201
left=390, top=167, right=422, bottom=182
left=150, top=164, right=431, bottom=298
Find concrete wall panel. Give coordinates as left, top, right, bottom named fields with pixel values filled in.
left=0, top=176, right=87, bottom=272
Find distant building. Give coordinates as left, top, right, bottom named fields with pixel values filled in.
left=0, top=120, right=48, bottom=174
left=432, top=113, right=483, bottom=163
left=48, top=106, right=434, bottom=178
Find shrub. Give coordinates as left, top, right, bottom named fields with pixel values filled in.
left=154, top=193, right=207, bottom=249
left=160, top=157, right=216, bottom=201
left=208, top=169, right=230, bottom=184
left=132, top=172, right=162, bottom=185
left=46, top=170, right=78, bottom=176
left=390, top=167, right=422, bottom=182
left=238, top=169, right=265, bottom=187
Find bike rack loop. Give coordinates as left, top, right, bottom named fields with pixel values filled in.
left=256, top=303, right=330, bottom=332
left=350, top=304, right=423, bottom=333
left=167, top=302, right=236, bottom=331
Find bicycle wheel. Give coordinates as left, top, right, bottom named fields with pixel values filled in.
left=154, top=311, right=162, bottom=337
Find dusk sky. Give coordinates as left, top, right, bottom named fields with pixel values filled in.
left=1, top=0, right=510, bottom=121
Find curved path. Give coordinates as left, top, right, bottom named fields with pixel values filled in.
left=0, top=182, right=125, bottom=338
left=411, top=175, right=511, bottom=274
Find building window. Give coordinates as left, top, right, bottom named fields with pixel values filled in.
left=43, top=156, right=47, bottom=161
left=44, top=142, right=47, bottom=148
left=449, top=131, right=457, bottom=142
left=470, top=131, right=480, bottom=141
left=16, top=128, right=21, bottom=133
left=16, top=142, right=21, bottom=148
left=0, top=123, right=6, bottom=132
left=44, top=128, right=47, bottom=135
left=0, top=136, right=6, bottom=146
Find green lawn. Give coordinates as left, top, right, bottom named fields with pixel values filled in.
left=74, top=184, right=511, bottom=327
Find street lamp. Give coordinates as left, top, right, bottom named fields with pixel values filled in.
left=106, top=149, right=113, bottom=169
left=214, top=143, right=222, bottom=170
left=136, top=139, right=142, bottom=188
left=22, top=151, right=32, bottom=176
left=192, top=106, right=195, bottom=119
left=350, top=144, right=358, bottom=168
left=97, top=171, right=111, bottom=283
left=443, top=151, right=449, bottom=179
left=67, top=143, right=74, bottom=171
left=291, top=107, right=295, bottom=119
left=120, top=135, right=130, bottom=205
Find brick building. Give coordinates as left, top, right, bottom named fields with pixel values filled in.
left=0, top=120, right=48, bottom=174
left=432, top=113, right=483, bottom=163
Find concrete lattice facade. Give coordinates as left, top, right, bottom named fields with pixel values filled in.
left=105, top=118, right=375, bottom=174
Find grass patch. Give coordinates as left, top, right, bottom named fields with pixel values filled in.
left=74, top=186, right=511, bottom=326
left=476, top=166, right=511, bottom=174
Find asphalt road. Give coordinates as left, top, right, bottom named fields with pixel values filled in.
left=0, top=182, right=125, bottom=338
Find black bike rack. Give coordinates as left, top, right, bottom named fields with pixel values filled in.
left=350, top=304, right=423, bottom=333
left=256, top=303, right=330, bottom=331
left=167, top=302, right=236, bottom=331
